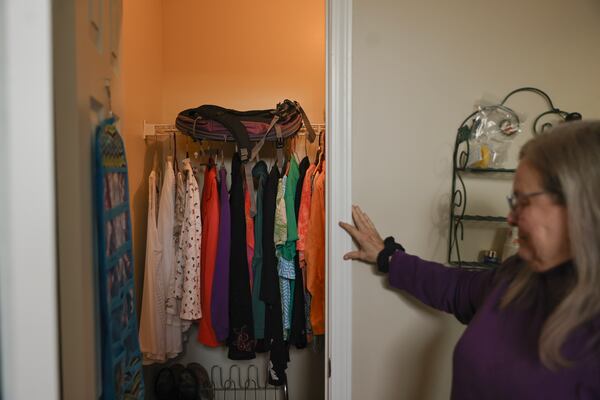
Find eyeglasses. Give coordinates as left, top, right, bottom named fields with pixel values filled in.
left=506, top=191, right=548, bottom=212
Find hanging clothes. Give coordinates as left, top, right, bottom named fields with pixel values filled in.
left=211, top=165, right=231, bottom=342
left=166, top=170, right=186, bottom=352
left=273, top=176, right=287, bottom=247
left=197, top=164, right=220, bottom=346
left=289, top=156, right=310, bottom=348
left=260, top=164, right=289, bottom=386
left=282, top=158, right=300, bottom=261
left=279, top=157, right=300, bottom=337
left=297, top=162, right=317, bottom=339
left=297, top=163, right=317, bottom=260
left=228, top=153, right=256, bottom=360
left=157, top=159, right=184, bottom=359
left=306, top=160, right=326, bottom=335
left=139, top=170, right=166, bottom=363
left=172, top=158, right=202, bottom=322
left=251, top=161, right=269, bottom=345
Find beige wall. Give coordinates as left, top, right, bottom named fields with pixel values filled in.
left=351, top=0, right=600, bottom=398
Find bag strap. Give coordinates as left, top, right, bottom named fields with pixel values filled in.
left=275, top=124, right=285, bottom=168
left=196, top=105, right=252, bottom=162
left=196, top=104, right=259, bottom=215
left=294, top=101, right=316, bottom=143
left=250, top=115, right=280, bottom=162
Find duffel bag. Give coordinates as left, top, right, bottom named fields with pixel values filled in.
left=175, top=99, right=315, bottom=163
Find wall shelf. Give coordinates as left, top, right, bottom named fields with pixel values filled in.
left=447, top=87, right=580, bottom=268
left=456, top=167, right=516, bottom=174
left=457, top=215, right=508, bottom=222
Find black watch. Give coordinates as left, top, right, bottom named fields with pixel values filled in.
left=376, top=236, right=405, bottom=273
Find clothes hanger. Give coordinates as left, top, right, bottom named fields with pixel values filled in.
left=171, top=132, right=180, bottom=174
left=314, top=144, right=321, bottom=166
left=304, top=131, right=309, bottom=161
left=219, top=136, right=226, bottom=169
left=293, top=130, right=307, bottom=163
left=313, top=128, right=325, bottom=170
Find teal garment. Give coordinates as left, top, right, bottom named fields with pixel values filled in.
left=281, top=157, right=300, bottom=337
left=278, top=256, right=295, bottom=339
left=281, top=157, right=300, bottom=261
left=251, top=161, right=268, bottom=340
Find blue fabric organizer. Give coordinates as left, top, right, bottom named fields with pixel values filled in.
left=94, top=118, right=145, bottom=399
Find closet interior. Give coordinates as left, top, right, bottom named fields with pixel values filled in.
left=119, top=1, right=327, bottom=399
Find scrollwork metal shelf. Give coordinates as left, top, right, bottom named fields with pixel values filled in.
left=448, top=123, right=513, bottom=268
left=448, top=87, right=581, bottom=268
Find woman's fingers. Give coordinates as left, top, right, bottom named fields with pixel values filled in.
left=354, top=206, right=382, bottom=241
left=352, top=205, right=370, bottom=232
left=363, top=212, right=383, bottom=241
left=339, top=221, right=360, bottom=240
left=341, top=206, right=385, bottom=264
left=343, top=250, right=362, bottom=260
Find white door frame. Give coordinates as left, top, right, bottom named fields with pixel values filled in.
left=327, top=0, right=353, bottom=399
left=0, top=0, right=60, bottom=399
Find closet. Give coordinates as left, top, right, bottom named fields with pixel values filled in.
left=128, top=2, right=327, bottom=399
left=54, top=0, right=327, bottom=399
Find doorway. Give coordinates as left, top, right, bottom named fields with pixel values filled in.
left=52, top=0, right=353, bottom=399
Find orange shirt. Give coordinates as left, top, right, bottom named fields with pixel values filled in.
left=305, top=161, right=325, bottom=335
left=197, top=165, right=220, bottom=346
left=297, top=163, right=317, bottom=254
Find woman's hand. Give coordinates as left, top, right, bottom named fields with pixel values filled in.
left=339, top=205, right=385, bottom=264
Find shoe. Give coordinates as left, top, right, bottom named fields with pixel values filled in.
left=187, top=362, right=214, bottom=400
left=154, top=367, right=176, bottom=400
left=176, top=366, right=200, bottom=400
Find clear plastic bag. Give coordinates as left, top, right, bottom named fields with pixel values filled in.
left=467, top=105, right=521, bottom=168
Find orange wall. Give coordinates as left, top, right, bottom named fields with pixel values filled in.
left=161, top=0, right=326, bottom=124
left=121, top=0, right=164, bottom=306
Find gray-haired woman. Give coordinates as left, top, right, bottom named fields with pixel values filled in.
left=340, top=120, right=600, bottom=399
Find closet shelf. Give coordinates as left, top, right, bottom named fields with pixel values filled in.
left=142, top=121, right=326, bottom=140
left=455, top=215, right=508, bottom=222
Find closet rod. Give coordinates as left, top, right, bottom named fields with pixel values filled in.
left=143, top=120, right=326, bottom=140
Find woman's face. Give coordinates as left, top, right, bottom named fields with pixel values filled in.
left=507, top=160, right=571, bottom=272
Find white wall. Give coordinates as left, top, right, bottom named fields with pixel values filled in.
left=0, top=1, right=59, bottom=399
left=350, top=0, right=600, bottom=398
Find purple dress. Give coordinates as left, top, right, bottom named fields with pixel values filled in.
left=211, top=166, right=230, bottom=342
left=388, top=251, right=600, bottom=400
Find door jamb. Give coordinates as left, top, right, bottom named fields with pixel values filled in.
left=326, top=0, right=353, bottom=398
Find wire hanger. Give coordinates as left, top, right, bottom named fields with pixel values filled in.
left=220, top=135, right=227, bottom=169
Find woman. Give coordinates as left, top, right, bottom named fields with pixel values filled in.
left=340, top=120, right=600, bottom=399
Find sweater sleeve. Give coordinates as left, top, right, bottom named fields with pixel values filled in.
left=388, top=251, right=498, bottom=324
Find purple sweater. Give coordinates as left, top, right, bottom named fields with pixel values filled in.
left=388, top=251, right=600, bottom=400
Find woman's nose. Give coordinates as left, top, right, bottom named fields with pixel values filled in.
left=507, top=209, right=518, bottom=226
